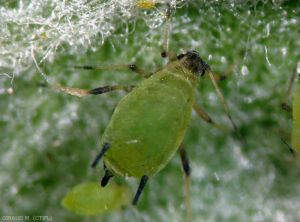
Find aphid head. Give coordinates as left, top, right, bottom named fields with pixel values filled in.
left=177, top=50, right=210, bottom=77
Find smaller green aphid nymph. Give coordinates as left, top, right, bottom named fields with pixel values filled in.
left=62, top=182, right=131, bottom=215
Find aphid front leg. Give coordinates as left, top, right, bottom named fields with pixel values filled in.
left=132, top=175, right=149, bottom=205
left=179, top=145, right=192, bottom=221
left=74, top=64, right=152, bottom=78
left=55, top=84, right=135, bottom=97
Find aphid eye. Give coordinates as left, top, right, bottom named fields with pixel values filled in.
left=177, top=54, right=185, bottom=60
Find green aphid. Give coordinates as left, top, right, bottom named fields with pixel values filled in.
left=56, top=50, right=232, bottom=208
left=62, top=182, right=131, bottom=215
left=55, top=6, right=237, bottom=215
left=100, top=52, right=209, bottom=202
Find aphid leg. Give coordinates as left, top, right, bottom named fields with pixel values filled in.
left=207, top=71, right=240, bottom=136
left=91, top=143, right=110, bottom=168
left=132, top=175, right=149, bottom=205
left=161, top=3, right=171, bottom=57
left=280, top=138, right=296, bottom=157
left=54, top=84, right=135, bottom=97
left=89, top=85, right=135, bottom=95
left=161, top=3, right=177, bottom=61
left=74, top=64, right=152, bottom=78
left=179, top=145, right=192, bottom=221
left=101, top=164, right=114, bottom=187
left=212, top=57, right=242, bottom=81
left=211, top=67, right=234, bottom=82
left=193, top=103, right=214, bottom=124
left=281, top=67, right=298, bottom=112
left=193, top=103, right=229, bottom=133
left=211, top=73, right=227, bottom=82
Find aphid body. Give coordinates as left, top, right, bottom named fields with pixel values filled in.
left=102, top=51, right=209, bottom=178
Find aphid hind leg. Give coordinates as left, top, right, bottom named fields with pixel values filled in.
left=179, top=145, right=192, bottom=221
left=74, top=64, right=152, bottom=78
left=132, top=175, right=149, bottom=205
left=54, top=84, right=135, bottom=97
left=91, top=142, right=110, bottom=168
left=101, top=164, right=114, bottom=187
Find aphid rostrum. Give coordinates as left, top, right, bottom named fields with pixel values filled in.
left=55, top=4, right=238, bottom=218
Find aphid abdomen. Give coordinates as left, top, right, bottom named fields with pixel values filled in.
left=292, top=81, right=300, bottom=153
left=102, top=69, right=196, bottom=178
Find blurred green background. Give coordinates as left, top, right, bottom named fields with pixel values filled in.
left=1, top=0, right=300, bottom=221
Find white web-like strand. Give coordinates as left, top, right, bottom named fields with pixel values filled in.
left=0, top=0, right=180, bottom=84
